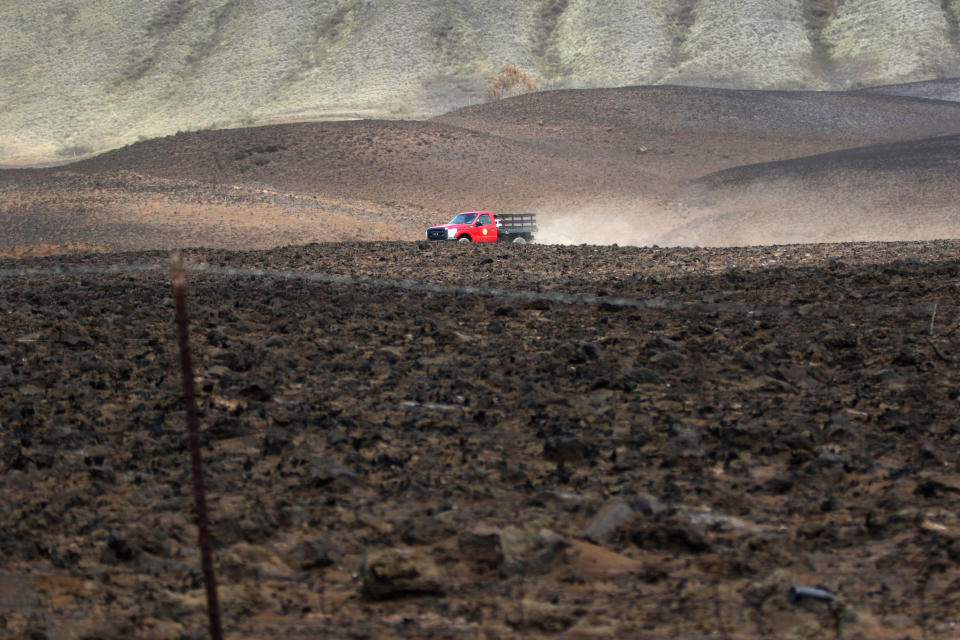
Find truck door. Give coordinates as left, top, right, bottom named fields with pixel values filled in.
left=475, top=213, right=497, bottom=242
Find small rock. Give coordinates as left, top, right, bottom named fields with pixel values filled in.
left=804, top=450, right=848, bottom=474
left=219, top=581, right=284, bottom=618
left=263, top=335, right=285, bottom=348
left=649, top=350, right=685, bottom=369
left=55, top=324, right=93, bottom=348
left=646, top=336, right=681, bottom=351
left=744, top=568, right=796, bottom=609
left=453, top=331, right=476, bottom=344
left=457, top=531, right=503, bottom=569
left=761, top=473, right=795, bottom=494
left=205, top=417, right=246, bottom=441
left=270, top=406, right=298, bottom=425
left=306, top=456, right=359, bottom=490
left=205, top=364, right=232, bottom=378
left=361, top=548, right=444, bottom=600
left=543, top=437, right=596, bottom=464
left=88, top=463, right=116, bottom=484
left=1, top=469, right=31, bottom=491
left=500, top=526, right=569, bottom=575
left=375, top=346, right=405, bottom=361
left=100, top=534, right=139, bottom=564
left=628, top=514, right=711, bottom=554
left=581, top=343, right=602, bottom=360
left=506, top=599, right=576, bottom=632
left=262, top=427, right=292, bottom=456
left=584, top=501, right=634, bottom=543
left=633, top=367, right=662, bottom=383
left=747, top=375, right=796, bottom=393
left=398, top=516, right=456, bottom=545
left=914, top=479, right=960, bottom=499
left=17, top=384, right=43, bottom=396
left=239, top=383, right=272, bottom=401
left=220, top=542, right=292, bottom=580
left=284, top=538, right=333, bottom=571
left=630, top=494, right=665, bottom=516
left=4, top=448, right=34, bottom=474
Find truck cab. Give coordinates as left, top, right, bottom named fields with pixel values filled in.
left=426, top=211, right=536, bottom=244
left=426, top=211, right=499, bottom=243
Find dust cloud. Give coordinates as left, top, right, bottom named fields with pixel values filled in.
left=533, top=200, right=714, bottom=247
left=532, top=181, right=960, bottom=248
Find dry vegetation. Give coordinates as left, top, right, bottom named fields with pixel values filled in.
left=484, top=63, right=540, bottom=101
left=3, top=0, right=960, bottom=164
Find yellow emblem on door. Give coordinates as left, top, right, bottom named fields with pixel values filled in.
left=483, top=228, right=488, bottom=235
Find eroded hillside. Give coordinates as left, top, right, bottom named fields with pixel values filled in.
left=4, top=0, right=960, bottom=163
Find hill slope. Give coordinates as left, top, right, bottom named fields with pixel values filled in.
left=5, top=85, right=960, bottom=251
left=670, top=134, right=960, bottom=246
left=4, top=0, right=960, bottom=163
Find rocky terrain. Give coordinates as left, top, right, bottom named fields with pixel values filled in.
left=2, top=240, right=960, bottom=639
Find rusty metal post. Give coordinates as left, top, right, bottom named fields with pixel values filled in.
left=171, top=255, right=224, bottom=640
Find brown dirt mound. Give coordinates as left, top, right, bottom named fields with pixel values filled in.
left=4, top=85, right=960, bottom=252
left=675, top=134, right=960, bottom=246
left=698, top=133, right=960, bottom=187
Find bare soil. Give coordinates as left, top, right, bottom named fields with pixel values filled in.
left=4, top=86, right=960, bottom=251
left=2, top=85, right=960, bottom=639
left=2, top=240, right=960, bottom=639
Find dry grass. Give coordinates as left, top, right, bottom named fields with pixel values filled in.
left=484, top=63, right=540, bottom=101
left=3, top=1, right=960, bottom=164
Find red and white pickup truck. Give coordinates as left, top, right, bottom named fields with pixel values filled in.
left=426, top=211, right=537, bottom=244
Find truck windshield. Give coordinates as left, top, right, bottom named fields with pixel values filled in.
left=449, top=213, right=478, bottom=225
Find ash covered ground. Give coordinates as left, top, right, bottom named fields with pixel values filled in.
left=2, top=240, right=960, bottom=639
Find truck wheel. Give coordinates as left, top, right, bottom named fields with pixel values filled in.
left=512, top=236, right=527, bottom=244
left=458, top=236, right=472, bottom=243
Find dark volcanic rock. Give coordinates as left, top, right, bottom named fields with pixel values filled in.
left=457, top=531, right=504, bottom=570
left=361, top=548, right=445, bottom=601
left=543, top=438, right=597, bottom=464
left=2, top=241, right=960, bottom=639
left=625, top=514, right=713, bottom=554
left=283, top=538, right=333, bottom=571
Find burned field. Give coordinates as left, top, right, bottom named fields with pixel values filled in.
left=2, top=240, right=960, bottom=639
